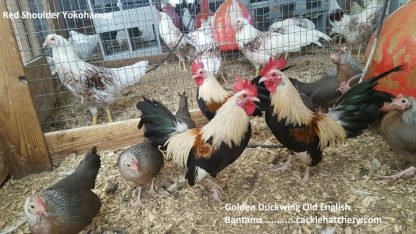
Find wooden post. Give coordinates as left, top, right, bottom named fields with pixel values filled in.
left=0, top=1, right=52, bottom=178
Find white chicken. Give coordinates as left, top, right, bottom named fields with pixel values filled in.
left=43, top=34, right=148, bottom=124
left=235, top=17, right=331, bottom=75
left=329, top=0, right=383, bottom=57
left=269, top=17, right=316, bottom=31
left=188, top=30, right=224, bottom=82
left=68, top=30, right=100, bottom=60
left=159, top=11, right=195, bottom=71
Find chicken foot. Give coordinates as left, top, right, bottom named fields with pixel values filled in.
left=148, top=178, right=156, bottom=194
left=379, top=166, right=416, bottom=180
left=203, top=176, right=224, bottom=202
left=301, top=166, right=311, bottom=184
left=269, top=154, right=294, bottom=173
left=134, top=187, right=142, bottom=208
left=106, top=107, right=113, bottom=123
left=92, top=115, right=97, bottom=125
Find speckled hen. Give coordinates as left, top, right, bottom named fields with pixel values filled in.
left=43, top=34, right=148, bottom=124
left=24, top=147, right=101, bottom=234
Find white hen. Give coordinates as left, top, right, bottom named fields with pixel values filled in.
left=43, top=34, right=148, bottom=124
left=235, top=17, right=331, bottom=75
left=329, top=0, right=383, bottom=57
left=182, top=8, right=195, bottom=32
left=159, top=11, right=195, bottom=71
left=68, top=30, right=100, bottom=60
left=269, top=17, right=316, bottom=31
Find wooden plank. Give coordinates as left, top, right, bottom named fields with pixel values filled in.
left=0, top=1, right=52, bottom=178
left=45, top=110, right=208, bottom=165
left=0, top=147, right=9, bottom=185
left=24, top=56, right=57, bottom=124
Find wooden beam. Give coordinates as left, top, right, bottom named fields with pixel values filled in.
left=0, top=1, right=52, bottom=178
left=45, top=110, right=208, bottom=165
left=0, top=148, right=8, bottom=185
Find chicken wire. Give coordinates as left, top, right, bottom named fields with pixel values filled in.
left=5, top=0, right=399, bottom=132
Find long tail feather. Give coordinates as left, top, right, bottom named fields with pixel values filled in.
left=329, top=65, right=402, bottom=137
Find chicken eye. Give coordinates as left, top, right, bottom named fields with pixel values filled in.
left=126, top=163, right=131, bottom=167
left=30, top=205, right=35, bottom=209
left=401, top=99, right=406, bottom=104
left=242, top=94, right=247, bottom=98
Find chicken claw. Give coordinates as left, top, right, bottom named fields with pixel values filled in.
left=379, top=166, right=416, bottom=180
left=204, top=176, right=224, bottom=202
left=268, top=155, right=293, bottom=173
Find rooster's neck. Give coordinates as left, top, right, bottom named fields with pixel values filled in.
left=198, top=74, right=229, bottom=103
left=270, top=78, right=313, bottom=126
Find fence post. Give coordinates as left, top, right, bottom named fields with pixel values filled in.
left=0, top=1, right=52, bottom=178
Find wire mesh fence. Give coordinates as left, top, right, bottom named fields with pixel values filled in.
left=5, top=0, right=404, bottom=132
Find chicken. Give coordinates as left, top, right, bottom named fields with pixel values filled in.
left=191, top=60, right=231, bottom=120
left=269, top=17, right=316, bottom=31
left=195, top=0, right=214, bottom=29
left=182, top=7, right=195, bottom=32
left=258, top=58, right=401, bottom=183
left=188, top=30, right=224, bottom=82
left=159, top=11, right=195, bottom=71
left=24, top=147, right=101, bottom=234
left=68, top=30, right=100, bottom=60
left=118, top=138, right=164, bottom=208
left=235, top=17, right=331, bottom=75
left=43, top=34, right=148, bottom=124
left=329, top=0, right=383, bottom=57
left=379, top=95, right=416, bottom=180
left=137, top=79, right=259, bottom=201
left=176, top=91, right=196, bottom=128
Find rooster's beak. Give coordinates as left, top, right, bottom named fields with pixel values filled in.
left=259, top=77, right=267, bottom=83
left=251, top=97, right=260, bottom=102
left=42, top=41, right=48, bottom=48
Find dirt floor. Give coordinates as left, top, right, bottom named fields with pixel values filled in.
left=1, top=45, right=415, bottom=233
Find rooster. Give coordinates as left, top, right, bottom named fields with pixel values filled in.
left=235, top=17, right=331, bottom=75
left=137, top=79, right=259, bottom=201
left=258, top=58, right=402, bottom=182
left=43, top=34, right=148, bottom=124
left=159, top=11, right=195, bottom=71
left=329, top=0, right=383, bottom=57
left=379, top=95, right=416, bottom=180
left=191, top=60, right=231, bottom=120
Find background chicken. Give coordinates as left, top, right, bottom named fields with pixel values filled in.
left=43, top=34, right=148, bottom=124
left=137, top=79, right=259, bottom=201
left=159, top=12, right=195, bottom=71
left=329, top=0, right=383, bottom=57
left=118, top=138, right=164, bottom=208
left=24, top=147, right=101, bottom=233
left=235, top=17, right=331, bottom=75
left=191, top=60, right=230, bottom=120
left=258, top=58, right=400, bottom=183
left=182, top=7, right=195, bottom=32
left=379, top=95, right=416, bottom=180
left=188, top=30, right=224, bottom=82
left=176, top=91, right=196, bottom=129
left=269, top=17, right=316, bottom=31
left=68, top=30, right=100, bottom=60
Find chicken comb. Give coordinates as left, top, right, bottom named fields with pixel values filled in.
left=233, top=76, right=258, bottom=96
left=260, top=56, right=287, bottom=77
left=191, top=60, right=204, bottom=75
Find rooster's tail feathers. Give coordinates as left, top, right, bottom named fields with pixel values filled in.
left=137, top=97, right=188, bottom=146
left=329, top=66, right=402, bottom=137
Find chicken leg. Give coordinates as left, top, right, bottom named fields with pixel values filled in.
left=301, top=166, right=311, bottom=183
left=92, top=115, right=97, bottom=125
left=269, top=154, right=294, bottom=173
left=255, top=66, right=260, bottom=76
left=284, top=52, right=289, bottom=59
left=379, top=166, right=416, bottom=180
left=203, top=176, right=224, bottom=202
left=148, top=178, right=156, bottom=194
left=134, top=187, right=142, bottom=208
left=106, top=107, right=113, bottom=123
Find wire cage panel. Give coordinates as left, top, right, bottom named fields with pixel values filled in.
left=4, top=0, right=397, bottom=134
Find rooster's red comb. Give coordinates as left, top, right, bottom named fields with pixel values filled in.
left=260, top=56, right=287, bottom=77
left=192, top=60, right=204, bottom=75
left=233, top=76, right=258, bottom=97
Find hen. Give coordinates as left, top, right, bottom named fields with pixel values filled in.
left=43, top=34, right=148, bottom=124
left=258, top=58, right=401, bottom=182
left=159, top=11, right=195, bottom=71
left=176, top=91, right=196, bottom=129
left=329, top=0, right=383, bottom=57
left=118, top=138, right=164, bottom=208
left=182, top=7, right=195, bottom=32
left=137, top=79, right=259, bottom=201
left=24, top=147, right=101, bottom=234
left=68, top=30, right=100, bottom=60
left=236, top=17, right=331, bottom=75
left=379, top=95, right=416, bottom=180
left=269, top=17, right=316, bottom=31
